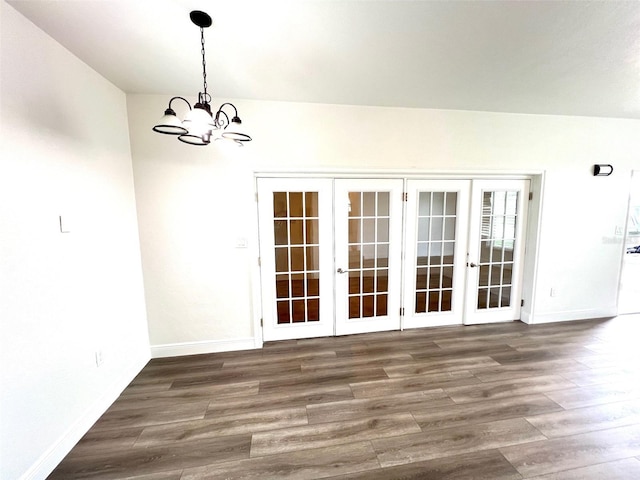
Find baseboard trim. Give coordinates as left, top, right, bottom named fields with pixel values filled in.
left=520, top=309, right=533, bottom=324
left=150, top=337, right=261, bottom=358
left=23, top=353, right=148, bottom=480
left=529, top=307, right=617, bottom=324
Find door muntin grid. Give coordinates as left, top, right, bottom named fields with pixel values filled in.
left=347, top=191, right=390, bottom=319
left=415, top=192, right=457, bottom=313
left=477, top=190, right=518, bottom=309
left=273, top=191, right=320, bottom=324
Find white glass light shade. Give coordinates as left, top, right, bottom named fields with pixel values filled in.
left=153, top=111, right=188, bottom=135
left=220, top=117, right=252, bottom=142
left=178, top=132, right=210, bottom=146
left=178, top=123, right=211, bottom=145
left=183, top=105, right=215, bottom=133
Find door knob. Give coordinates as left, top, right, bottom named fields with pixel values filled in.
left=337, top=268, right=347, bottom=274
left=468, top=262, right=477, bottom=268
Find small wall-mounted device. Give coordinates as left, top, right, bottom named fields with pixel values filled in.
left=593, top=164, right=613, bottom=176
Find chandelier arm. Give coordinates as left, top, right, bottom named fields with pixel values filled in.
left=168, top=96, right=192, bottom=111
left=217, top=102, right=239, bottom=117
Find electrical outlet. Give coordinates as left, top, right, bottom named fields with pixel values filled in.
left=550, top=287, right=557, bottom=297
left=95, top=350, right=104, bottom=367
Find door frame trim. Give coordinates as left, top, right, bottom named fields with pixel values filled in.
left=252, top=170, right=545, bottom=346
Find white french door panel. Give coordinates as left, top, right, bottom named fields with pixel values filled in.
left=403, top=180, right=471, bottom=328
left=257, top=178, right=334, bottom=341
left=334, top=179, right=404, bottom=335
left=464, top=179, right=530, bottom=325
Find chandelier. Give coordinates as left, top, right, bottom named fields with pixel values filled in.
left=152, top=11, right=251, bottom=146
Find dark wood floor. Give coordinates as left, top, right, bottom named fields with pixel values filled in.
left=49, top=315, right=640, bottom=479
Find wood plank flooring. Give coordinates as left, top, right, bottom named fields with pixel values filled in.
left=49, top=315, right=640, bottom=479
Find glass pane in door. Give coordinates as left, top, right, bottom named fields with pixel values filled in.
left=273, top=191, right=321, bottom=324
left=347, top=191, right=390, bottom=319
left=415, top=191, right=457, bottom=313
left=477, top=190, right=518, bottom=309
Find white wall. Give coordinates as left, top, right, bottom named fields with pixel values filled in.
left=0, top=3, right=149, bottom=479
left=128, top=97, right=258, bottom=356
left=128, top=94, right=639, bottom=354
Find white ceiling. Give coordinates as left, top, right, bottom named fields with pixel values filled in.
left=8, top=0, right=640, bottom=119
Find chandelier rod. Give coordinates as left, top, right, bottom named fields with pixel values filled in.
left=200, top=25, right=208, bottom=101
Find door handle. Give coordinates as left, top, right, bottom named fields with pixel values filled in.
left=468, top=262, right=477, bottom=268
left=337, top=268, right=348, bottom=274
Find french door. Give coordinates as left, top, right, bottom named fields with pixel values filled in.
left=402, top=180, right=471, bottom=328
left=257, top=178, right=334, bottom=341
left=334, top=179, right=404, bottom=335
left=402, top=179, right=529, bottom=327
left=257, top=178, right=403, bottom=341
left=258, top=177, right=530, bottom=341
left=464, top=179, right=529, bottom=324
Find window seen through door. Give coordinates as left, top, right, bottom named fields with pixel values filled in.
left=478, top=191, right=518, bottom=309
